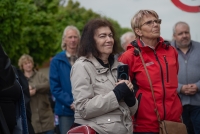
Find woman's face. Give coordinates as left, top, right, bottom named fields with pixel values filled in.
left=138, top=15, right=160, bottom=39
left=94, top=26, right=114, bottom=57
left=22, top=60, right=33, bottom=72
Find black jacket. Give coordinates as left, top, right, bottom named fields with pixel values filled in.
left=0, top=44, right=35, bottom=134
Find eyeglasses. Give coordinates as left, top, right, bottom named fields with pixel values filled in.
left=141, top=19, right=162, bottom=27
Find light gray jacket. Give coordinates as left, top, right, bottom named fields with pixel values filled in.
left=70, top=55, right=138, bottom=134
left=171, top=40, right=200, bottom=106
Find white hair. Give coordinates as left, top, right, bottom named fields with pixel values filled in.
left=120, top=31, right=135, bottom=48
left=61, top=25, right=80, bottom=50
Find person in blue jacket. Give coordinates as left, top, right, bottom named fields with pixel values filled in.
left=49, top=25, right=80, bottom=134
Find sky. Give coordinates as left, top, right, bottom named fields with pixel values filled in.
left=71, top=0, right=200, bottom=42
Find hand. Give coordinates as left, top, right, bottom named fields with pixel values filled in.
left=29, top=88, right=36, bottom=96
left=116, top=78, right=133, bottom=92
left=29, top=85, right=36, bottom=96
left=187, top=84, right=198, bottom=95
left=181, top=84, right=198, bottom=95
left=29, top=85, right=32, bottom=90
left=70, top=104, right=75, bottom=111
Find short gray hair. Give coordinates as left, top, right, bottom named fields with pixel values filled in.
left=120, top=32, right=135, bottom=48
left=131, top=9, right=159, bottom=38
left=173, top=21, right=190, bottom=35
left=61, top=25, right=80, bottom=50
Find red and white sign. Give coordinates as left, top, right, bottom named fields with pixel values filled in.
left=171, top=0, right=200, bottom=13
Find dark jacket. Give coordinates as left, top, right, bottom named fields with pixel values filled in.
left=118, top=37, right=183, bottom=133
left=0, top=44, right=29, bottom=134
left=13, top=67, right=35, bottom=134
left=49, top=51, right=74, bottom=116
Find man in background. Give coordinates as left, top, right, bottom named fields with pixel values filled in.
left=49, top=25, right=80, bottom=134
left=171, top=21, right=200, bottom=134
left=115, top=31, right=135, bottom=59
left=120, top=31, right=135, bottom=51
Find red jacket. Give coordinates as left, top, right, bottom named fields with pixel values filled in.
left=118, top=37, right=182, bottom=132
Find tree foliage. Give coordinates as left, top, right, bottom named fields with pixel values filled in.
left=0, top=0, right=131, bottom=66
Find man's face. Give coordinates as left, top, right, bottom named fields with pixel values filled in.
left=173, top=24, right=191, bottom=48
left=64, top=29, right=79, bottom=50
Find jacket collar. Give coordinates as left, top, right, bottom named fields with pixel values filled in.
left=53, top=51, right=71, bottom=66
left=126, top=37, right=166, bottom=51
left=79, top=54, right=119, bottom=71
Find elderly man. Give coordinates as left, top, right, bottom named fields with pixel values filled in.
left=115, top=31, right=135, bottom=59
left=120, top=31, right=135, bottom=51
left=171, top=21, right=200, bottom=134
left=49, top=25, right=80, bottom=134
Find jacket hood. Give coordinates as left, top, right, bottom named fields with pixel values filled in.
left=126, top=37, right=165, bottom=50
left=78, top=54, right=120, bottom=70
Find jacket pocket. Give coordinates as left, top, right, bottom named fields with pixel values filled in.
left=95, top=75, right=108, bottom=83
left=163, top=56, right=169, bottom=83
left=96, top=114, right=121, bottom=124
left=162, top=55, right=178, bottom=87
left=93, top=75, right=112, bottom=93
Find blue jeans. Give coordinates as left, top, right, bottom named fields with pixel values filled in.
left=59, top=115, right=74, bottom=134
left=182, top=105, right=200, bottom=134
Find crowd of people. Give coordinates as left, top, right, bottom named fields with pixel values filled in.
left=0, top=9, right=200, bottom=134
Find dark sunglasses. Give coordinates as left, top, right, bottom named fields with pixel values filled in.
left=141, top=19, right=162, bottom=27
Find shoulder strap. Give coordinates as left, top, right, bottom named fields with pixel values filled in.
left=131, top=40, right=141, bottom=56
left=162, top=40, right=171, bottom=50
left=134, top=46, right=161, bottom=122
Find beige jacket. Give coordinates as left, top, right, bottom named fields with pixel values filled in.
left=70, top=55, right=138, bottom=134
left=27, top=71, right=54, bottom=133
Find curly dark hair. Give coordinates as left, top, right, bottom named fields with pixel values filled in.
left=78, top=18, right=119, bottom=58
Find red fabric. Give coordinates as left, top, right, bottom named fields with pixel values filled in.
left=118, top=37, right=182, bottom=132
left=67, top=125, right=96, bottom=134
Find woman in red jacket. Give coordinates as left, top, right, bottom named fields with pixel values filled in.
left=118, top=9, right=182, bottom=134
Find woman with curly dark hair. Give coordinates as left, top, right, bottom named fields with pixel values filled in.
left=70, top=18, right=138, bottom=134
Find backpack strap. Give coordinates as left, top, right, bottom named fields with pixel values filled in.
left=162, top=40, right=171, bottom=50
left=131, top=40, right=171, bottom=55
left=131, top=40, right=140, bottom=56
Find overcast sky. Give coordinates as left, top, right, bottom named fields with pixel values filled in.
left=72, top=0, right=200, bottom=42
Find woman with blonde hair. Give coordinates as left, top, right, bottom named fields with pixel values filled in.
left=119, top=10, right=183, bottom=134
left=18, top=54, right=54, bottom=134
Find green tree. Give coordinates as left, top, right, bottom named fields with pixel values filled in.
left=0, top=0, right=131, bottom=66
left=0, top=0, right=60, bottom=66
left=0, top=0, right=31, bottom=65
left=56, top=0, right=131, bottom=52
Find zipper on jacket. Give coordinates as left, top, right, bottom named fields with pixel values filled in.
left=163, top=56, right=169, bottom=83
left=153, top=50, right=166, bottom=120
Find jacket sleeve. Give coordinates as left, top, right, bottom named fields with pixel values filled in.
left=70, top=61, right=119, bottom=119
left=0, top=44, right=15, bottom=90
left=49, top=58, right=73, bottom=107
left=35, top=72, right=50, bottom=93
left=129, top=99, right=138, bottom=116
left=173, top=47, right=183, bottom=94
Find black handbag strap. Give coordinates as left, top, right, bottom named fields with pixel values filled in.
left=0, top=106, right=11, bottom=134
